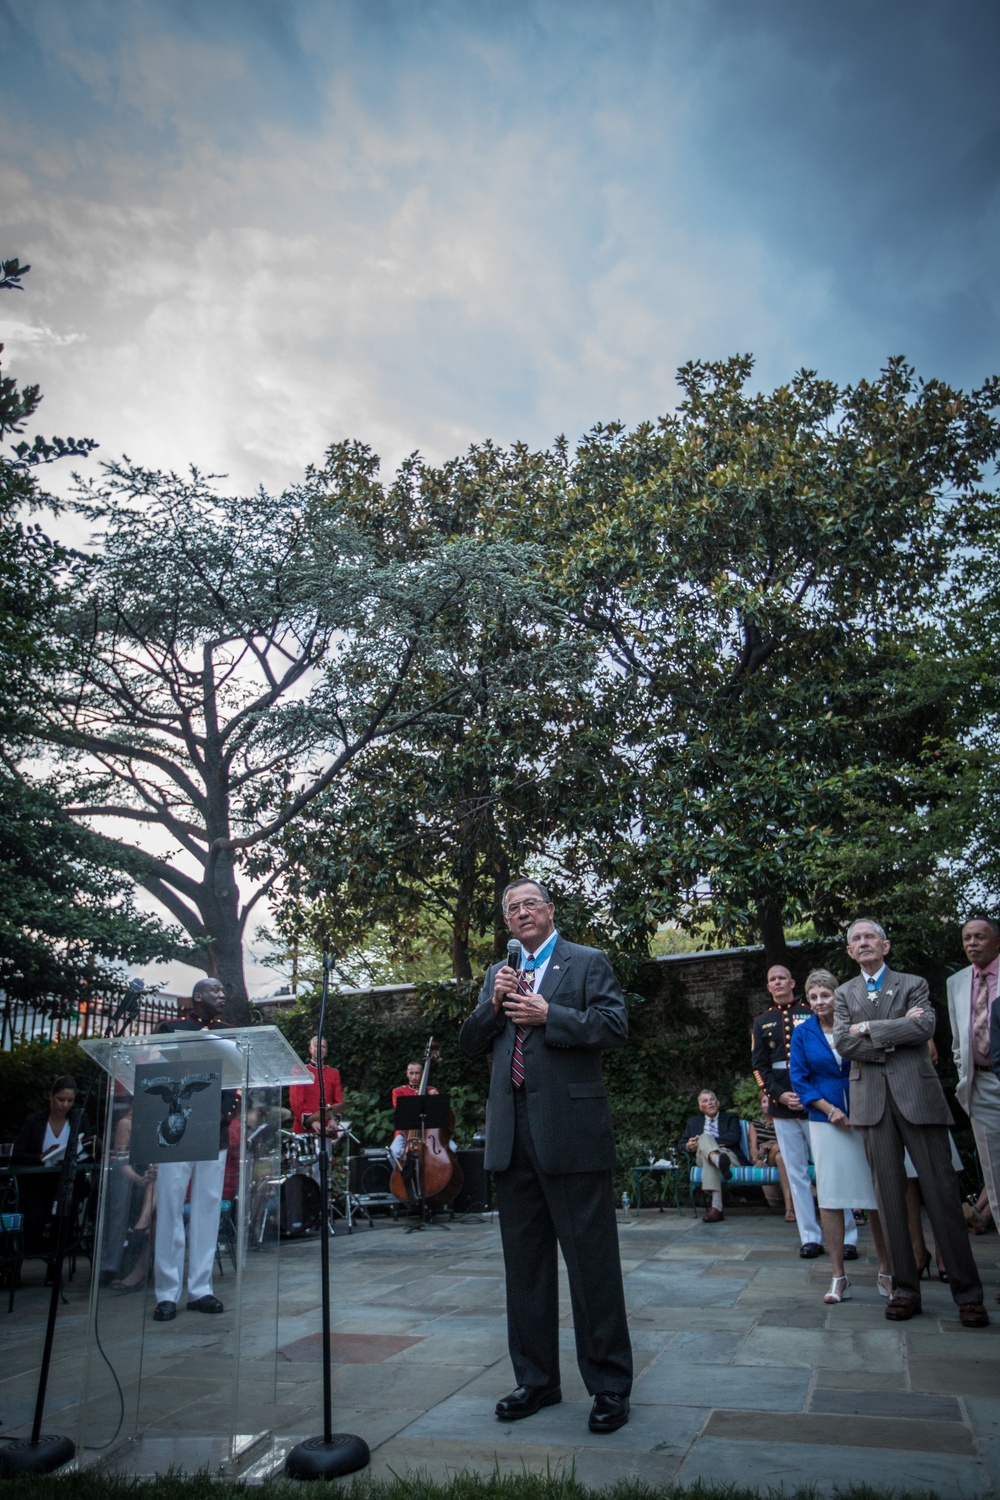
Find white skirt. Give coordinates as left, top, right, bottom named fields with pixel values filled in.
left=808, top=1119, right=878, bottom=1210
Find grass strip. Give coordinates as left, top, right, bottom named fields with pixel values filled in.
left=0, top=1472, right=948, bottom=1500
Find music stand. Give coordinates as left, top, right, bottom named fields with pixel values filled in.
left=392, top=1095, right=452, bottom=1233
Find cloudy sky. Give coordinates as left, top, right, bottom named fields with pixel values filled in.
left=4, top=0, right=999, bottom=498
left=2, top=0, right=998, bottom=992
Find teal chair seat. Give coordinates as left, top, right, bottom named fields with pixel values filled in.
left=688, top=1120, right=814, bottom=1214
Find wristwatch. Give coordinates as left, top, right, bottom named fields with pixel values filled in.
left=858, top=1021, right=870, bottom=1035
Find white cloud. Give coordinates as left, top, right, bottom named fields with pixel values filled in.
left=0, top=2, right=797, bottom=494
left=0, top=315, right=86, bottom=353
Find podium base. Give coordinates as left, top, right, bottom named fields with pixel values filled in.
left=285, top=1434, right=370, bottom=1479
left=0, top=1434, right=76, bottom=1476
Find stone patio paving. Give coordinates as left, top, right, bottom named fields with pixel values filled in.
left=2, top=1204, right=1000, bottom=1493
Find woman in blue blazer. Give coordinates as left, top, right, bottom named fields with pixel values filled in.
left=790, top=970, right=892, bottom=1305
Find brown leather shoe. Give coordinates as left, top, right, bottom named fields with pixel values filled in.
left=959, top=1302, right=990, bottom=1328
left=702, top=1207, right=724, bottom=1223
left=885, top=1294, right=921, bottom=1320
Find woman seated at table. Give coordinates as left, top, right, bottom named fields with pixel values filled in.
left=790, top=971, right=893, bottom=1305
left=11, top=1075, right=93, bottom=1254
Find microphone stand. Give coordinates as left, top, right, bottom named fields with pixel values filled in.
left=285, top=953, right=369, bottom=1479
left=0, top=989, right=142, bottom=1475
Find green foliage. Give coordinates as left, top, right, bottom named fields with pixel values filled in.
left=0, top=256, right=181, bottom=1009
left=496, top=355, right=1000, bottom=967
left=273, top=441, right=642, bottom=984
left=0, top=1039, right=101, bottom=1141
left=30, top=443, right=554, bottom=1012
left=276, top=983, right=490, bottom=1146
left=730, top=1075, right=766, bottom=1122
left=604, top=974, right=755, bottom=1175
left=276, top=356, right=1000, bottom=988
left=272, top=954, right=755, bottom=1166
left=0, top=776, right=180, bottom=1009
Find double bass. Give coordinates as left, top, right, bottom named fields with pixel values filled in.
left=389, top=1037, right=463, bottom=1209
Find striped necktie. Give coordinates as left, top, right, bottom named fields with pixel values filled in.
left=510, top=953, right=536, bottom=1089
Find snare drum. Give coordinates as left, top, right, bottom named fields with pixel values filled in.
left=278, top=1173, right=322, bottom=1238
left=282, top=1134, right=319, bottom=1170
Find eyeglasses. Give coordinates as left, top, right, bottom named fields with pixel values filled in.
left=504, top=898, right=546, bottom=916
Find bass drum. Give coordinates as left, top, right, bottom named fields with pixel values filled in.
left=279, top=1173, right=321, bottom=1238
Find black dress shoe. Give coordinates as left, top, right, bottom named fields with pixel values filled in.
left=153, top=1300, right=176, bottom=1322
left=718, top=1154, right=732, bottom=1181
left=843, top=1245, right=859, bottom=1261
left=589, top=1393, right=630, bottom=1433
left=187, top=1294, right=224, bottom=1314
left=495, top=1384, right=561, bottom=1421
left=799, top=1242, right=823, bottom=1258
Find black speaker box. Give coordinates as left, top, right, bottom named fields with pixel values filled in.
left=349, top=1153, right=394, bottom=1197
left=452, top=1148, right=491, bottom=1212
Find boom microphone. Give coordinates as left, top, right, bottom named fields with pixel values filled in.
left=104, top=976, right=146, bottom=1035
left=125, top=976, right=146, bottom=1018
left=506, top=939, right=522, bottom=971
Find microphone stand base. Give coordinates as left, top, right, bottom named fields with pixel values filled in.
left=285, top=1434, right=370, bottom=1479
left=0, top=1434, right=76, bottom=1476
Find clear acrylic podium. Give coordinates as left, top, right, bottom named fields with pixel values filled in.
left=77, top=1026, right=311, bottom=1477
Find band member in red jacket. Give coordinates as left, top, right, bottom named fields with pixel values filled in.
left=289, top=1036, right=343, bottom=1136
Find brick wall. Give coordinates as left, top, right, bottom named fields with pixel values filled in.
left=644, top=941, right=827, bottom=1021
left=258, top=942, right=828, bottom=1031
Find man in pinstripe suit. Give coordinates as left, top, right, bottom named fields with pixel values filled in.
left=833, top=918, right=988, bottom=1326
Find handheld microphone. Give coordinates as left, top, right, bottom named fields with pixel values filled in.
left=506, top=939, right=522, bottom=971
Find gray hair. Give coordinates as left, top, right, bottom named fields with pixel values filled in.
left=501, top=878, right=552, bottom=912
left=846, top=918, right=887, bottom=943
left=805, top=968, right=839, bottom=994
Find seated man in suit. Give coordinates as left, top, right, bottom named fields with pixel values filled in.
left=679, top=1091, right=747, bottom=1222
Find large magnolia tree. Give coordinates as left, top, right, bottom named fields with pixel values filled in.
left=518, top=356, right=1000, bottom=966
left=275, top=359, right=1000, bottom=979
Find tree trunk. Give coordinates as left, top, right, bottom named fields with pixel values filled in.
left=451, top=926, right=472, bottom=981
left=200, top=846, right=251, bottom=1023
left=491, top=847, right=511, bottom=962
left=451, top=819, right=477, bottom=981
left=755, top=891, right=792, bottom=975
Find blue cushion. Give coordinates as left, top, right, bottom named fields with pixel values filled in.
left=690, top=1119, right=815, bottom=1187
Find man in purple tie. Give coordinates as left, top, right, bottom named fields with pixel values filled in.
left=460, top=879, right=632, bottom=1433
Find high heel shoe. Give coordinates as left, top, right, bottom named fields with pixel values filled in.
left=877, top=1272, right=893, bottom=1299
left=916, top=1253, right=931, bottom=1280
left=824, top=1275, right=850, bottom=1304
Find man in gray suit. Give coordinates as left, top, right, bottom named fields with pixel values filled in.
left=459, top=879, right=633, bottom=1433
left=948, top=919, right=1000, bottom=1255
left=834, top=918, right=988, bottom=1326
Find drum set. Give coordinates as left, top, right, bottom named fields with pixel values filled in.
left=252, top=1119, right=384, bottom=1242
